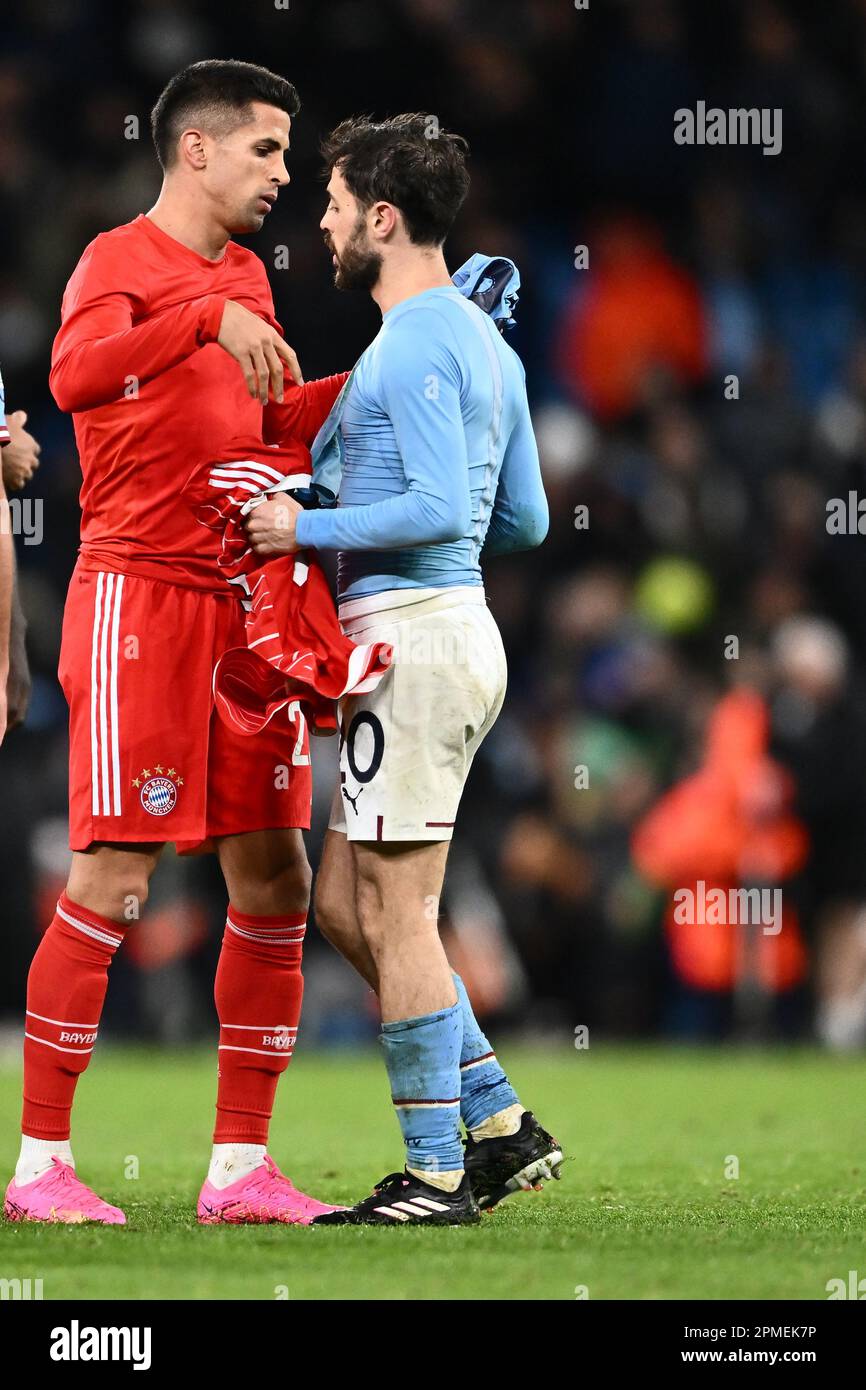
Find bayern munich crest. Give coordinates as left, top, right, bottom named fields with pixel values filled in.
left=132, top=764, right=183, bottom=816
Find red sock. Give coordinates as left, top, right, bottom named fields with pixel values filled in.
left=213, top=906, right=306, bottom=1144
left=22, top=892, right=126, bottom=1141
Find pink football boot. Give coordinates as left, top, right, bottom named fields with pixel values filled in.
left=4, top=1156, right=126, bottom=1225
left=197, top=1154, right=342, bottom=1225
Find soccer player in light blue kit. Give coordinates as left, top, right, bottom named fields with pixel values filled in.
left=247, top=114, right=562, bottom=1224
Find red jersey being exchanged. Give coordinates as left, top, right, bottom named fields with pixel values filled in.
left=50, top=212, right=347, bottom=589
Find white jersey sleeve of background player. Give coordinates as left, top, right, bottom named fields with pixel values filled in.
left=0, top=364, right=10, bottom=446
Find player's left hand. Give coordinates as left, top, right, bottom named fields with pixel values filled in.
left=2, top=411, right=41, bottom=491
left=245, top=494, right=303, bottom=556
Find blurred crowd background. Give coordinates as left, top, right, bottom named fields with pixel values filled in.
left=3, top=0, right=866, bottom=1049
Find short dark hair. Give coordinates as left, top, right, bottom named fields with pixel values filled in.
left=151, top=59, right=300, bottom=171
left=321, top=113, right=470, bottom=246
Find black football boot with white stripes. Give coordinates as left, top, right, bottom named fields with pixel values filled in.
left=312, top=1170, right=481, bottom=1226
left=463, top=1111, right=563, bottom=1211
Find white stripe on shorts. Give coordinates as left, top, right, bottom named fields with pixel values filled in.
left=90, top=572, right=124, bottom=817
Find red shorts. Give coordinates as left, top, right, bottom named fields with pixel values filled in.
left=59, top=565, right=312, bottom=853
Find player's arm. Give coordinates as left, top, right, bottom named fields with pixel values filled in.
left=0, top=398, right=35, bottom=730
left=291, top=314, right=470, bottom=552
left=50, top=239, right=227, bottom=411
left=482, top=382, right=548, bottom=556
left=263, top=372, right=350, bottom=448
left=5, top=549, right=29, bottom=732
left=0, top=472, right=13, bottom=745
left=50, top=239, right=302, bottom=412
left=0, top=371, right=12, bottom=740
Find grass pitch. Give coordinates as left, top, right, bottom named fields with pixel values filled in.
left=0, top=1044, right=863, bottom=1300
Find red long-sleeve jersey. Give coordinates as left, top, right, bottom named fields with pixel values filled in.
left=50, top=212, right=347, bottom=589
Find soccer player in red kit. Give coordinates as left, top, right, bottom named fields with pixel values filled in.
left=3, top=61, right=348, bottom=1226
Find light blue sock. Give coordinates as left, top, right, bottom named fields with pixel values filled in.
left=453, top=972, right=520, bottom=1131
left=381, top=1001, right=464, bottom=1174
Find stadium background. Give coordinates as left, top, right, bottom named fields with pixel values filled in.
left=2, top=0, right=866, bottom=1055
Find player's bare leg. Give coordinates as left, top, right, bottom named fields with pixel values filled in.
left=314, top=837, right=483, bottom=1224
left=314, top=828, right=378, bottom=988
left=314, top=831, right=562, bottom=1216
left=6, top=842, right=162, bottom=1225
left=316, top=836, right=562, bottom=1226
left=353, top=840, right=453, bottom=1018
left=66, top=841, right=164, bottom=921
left=216, top=826, right=311, bottom=916
left=815, top=901, right=866, bottom=1048
left=194, top=827, right=340, bottom=1224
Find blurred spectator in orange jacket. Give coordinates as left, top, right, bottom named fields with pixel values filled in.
left=632, top=686, right=809, bottom=995
left=556, top=214, right=708, bottom=422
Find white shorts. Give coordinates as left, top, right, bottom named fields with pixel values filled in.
left=328, top=586, right=507, bottom=842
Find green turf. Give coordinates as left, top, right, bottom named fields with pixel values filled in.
left=0, top=1044, right=864, bottom=1299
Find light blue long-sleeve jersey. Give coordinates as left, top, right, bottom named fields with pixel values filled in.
left=294, top=285, right=548, bottom=599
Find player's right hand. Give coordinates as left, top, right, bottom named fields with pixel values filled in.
left=2, top=411, right=41, bottom=491
left=217, top=300, right=304, bottom=405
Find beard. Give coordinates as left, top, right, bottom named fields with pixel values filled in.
left=330, top=217, right=382, bottom=292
